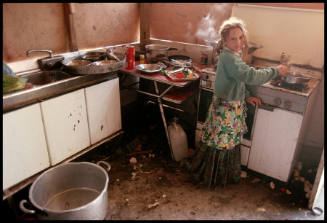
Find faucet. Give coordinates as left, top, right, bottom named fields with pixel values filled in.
left=26, top=49, right=64, bottom=70
left=26, top=49, right=53, bottom=58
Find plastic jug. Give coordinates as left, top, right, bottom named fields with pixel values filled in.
left=168, top=117, right=188, bottom=161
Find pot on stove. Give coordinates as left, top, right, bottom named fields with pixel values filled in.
left=282, top=72, right=310, bottom=84
left=145, top=44, right=177, bottom=63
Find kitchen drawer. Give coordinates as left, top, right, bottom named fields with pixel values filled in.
left=255, top=86, right=307, bottom=114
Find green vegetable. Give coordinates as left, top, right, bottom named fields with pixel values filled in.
left=160, top=70, right=167, bottom=76
left=3, top=74, right=26, bottom=94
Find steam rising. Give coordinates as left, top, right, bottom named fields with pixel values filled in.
left=185, top=3, right=232, bottom=45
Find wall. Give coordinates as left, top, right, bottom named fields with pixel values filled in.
left=232, top=4, right=324, bottom=69
left=73, top=3, right=139, bottom=50
left=3, top=3, right=70, bottom=62
left=232, top=3, right=324, bottom=149
left=150, top=3, right=233, bottom=45
left=3, top=3, right=139, bottom=63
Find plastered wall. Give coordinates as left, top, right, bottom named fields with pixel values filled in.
left=232, top=4, right=324, bottom=69
left=150, top=3, right=233, bottom=45
left=3, top=3, right=70, bottom=62
left=73, top=3, right=139, bottom=50
left=232, top=4, right=324, bottom=149
left=3, top=3, right=139, bottom=63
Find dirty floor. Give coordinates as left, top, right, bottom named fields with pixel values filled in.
left=74, top=111, right=323, bottom=220
left=4, top=104, right=324, bottom=220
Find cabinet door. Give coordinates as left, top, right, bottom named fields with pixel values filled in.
left=248, top=108, right=303, bottom=182
left=85, top=78, right=122, bottom=144
left=3, top=104, right=50, bottom=190
left=41, top=89, right=90, bottom=165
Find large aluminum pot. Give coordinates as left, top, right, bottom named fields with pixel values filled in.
left=145, top=44, right=177, bottom=63
left=20, top=161, right=111, bottom=220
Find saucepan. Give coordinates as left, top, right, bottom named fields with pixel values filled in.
left=145, top=44, right=178, bottom=63
left=19, top=161, right=111, bottom=220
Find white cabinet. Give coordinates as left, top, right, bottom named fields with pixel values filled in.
left=85, top=78, right=122, bottom=144
left=248, top=107, right=303, bottom=182
left=3, top=103, right=50, bottom=190
left=41, top=89, right=90, bottom=165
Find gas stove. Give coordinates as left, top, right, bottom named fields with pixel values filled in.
left=251, top=58, right=321, bottom=114
left=269, top=76, right=308, bottom=93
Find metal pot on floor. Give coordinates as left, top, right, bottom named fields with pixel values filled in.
left=19, top=161, right=111, bottom=220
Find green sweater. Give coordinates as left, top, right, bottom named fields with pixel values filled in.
left=214, top=48, right=279, bottom=101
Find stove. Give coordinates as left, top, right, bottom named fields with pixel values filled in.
left=252, top=58, right=321, bottom=114
left=269, top=76, right=308, bottom=92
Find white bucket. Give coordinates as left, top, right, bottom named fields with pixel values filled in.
left=168, top=118, right=188, bottom=162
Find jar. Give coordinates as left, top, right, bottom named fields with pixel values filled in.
left=139, top=54, right=145, bottom=64
left=200, top=52, right=208, bottom=65
left=126, top=46, right=135, bottom=69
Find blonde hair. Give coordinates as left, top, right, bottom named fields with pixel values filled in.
left=215, top=17, right=248, bottom=61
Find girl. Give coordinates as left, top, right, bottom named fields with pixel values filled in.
left=182, top=17, right=289, bottom=188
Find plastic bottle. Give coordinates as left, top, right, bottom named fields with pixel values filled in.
left=168, top=117, right=188, bottom=161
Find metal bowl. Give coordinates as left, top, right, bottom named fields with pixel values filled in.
left=136, top=64, right=162, bottom=73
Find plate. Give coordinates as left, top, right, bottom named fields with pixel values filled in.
left=166, top=68, right=199, bottom=81
left=136, top=64, right=162, bottom=73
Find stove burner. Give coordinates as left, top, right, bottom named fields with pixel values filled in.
left=280, top=82, right=307, bottom=92
left=270, top=78, right=307, bottom=92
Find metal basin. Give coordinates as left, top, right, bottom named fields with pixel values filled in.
left=22, top=70, right=74, bottom=86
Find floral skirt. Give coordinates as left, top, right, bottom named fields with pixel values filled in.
left=182, top=96, right=248, bottom=188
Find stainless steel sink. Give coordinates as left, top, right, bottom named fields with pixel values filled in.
left=22, top=70, right=73, bottom=86
left=3, top=69, right=116, bottom=111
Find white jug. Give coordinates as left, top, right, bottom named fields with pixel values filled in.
left=168, top=118, right=188, bottom=162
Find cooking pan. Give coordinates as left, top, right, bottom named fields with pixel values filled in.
left=282, top=72, right=310, bottom=84
left=61, top=57, right=125, bottom=75
left=80, top=51, right=107, bottom=62
left=168, top=55, right=192, bottom=67
left=145, top=44, right=178, bottom=63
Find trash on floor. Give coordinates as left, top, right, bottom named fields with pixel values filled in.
left=270, top=181, right=275, bottom=190
left=241, top=170, right=247, bottom=178
left=147, top=201, right=160, bottom=209
left=130, top=157, right=137, bottom=164
left=251, top=178, right=261, bottom=183
left=256, top=207, right=266, bottom=212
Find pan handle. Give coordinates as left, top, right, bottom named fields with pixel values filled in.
left=19, top=200, right=36, bottom=214
left=96, top=161, right=111, bottom=172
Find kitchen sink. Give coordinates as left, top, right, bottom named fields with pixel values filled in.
left=21, top=70, right=74, bottom=86
left=3, top=69, right=116, bottom=111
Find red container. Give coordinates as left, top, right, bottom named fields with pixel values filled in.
left=126, top=46, right=135, bottom=69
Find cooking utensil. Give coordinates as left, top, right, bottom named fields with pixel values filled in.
left=19, top=161, right=111, bottom=220
left=168, top=55, right=192, bottom=68
left=61, top=57, right=124, bottom=75
left=80, top=51, right=107, bottom=62
left=145, top=44, right=177, bottom=63
left=135, top=64, right=162, bottom=73
left=282, top=71, right=310, bottom=84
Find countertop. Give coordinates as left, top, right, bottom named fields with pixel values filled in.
left=3, top=71, right=118, bottom=113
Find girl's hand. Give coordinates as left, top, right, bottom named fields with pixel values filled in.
left=247, top=97, right=262, bottom=107
left=277, top=64, right=289, bottom=75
